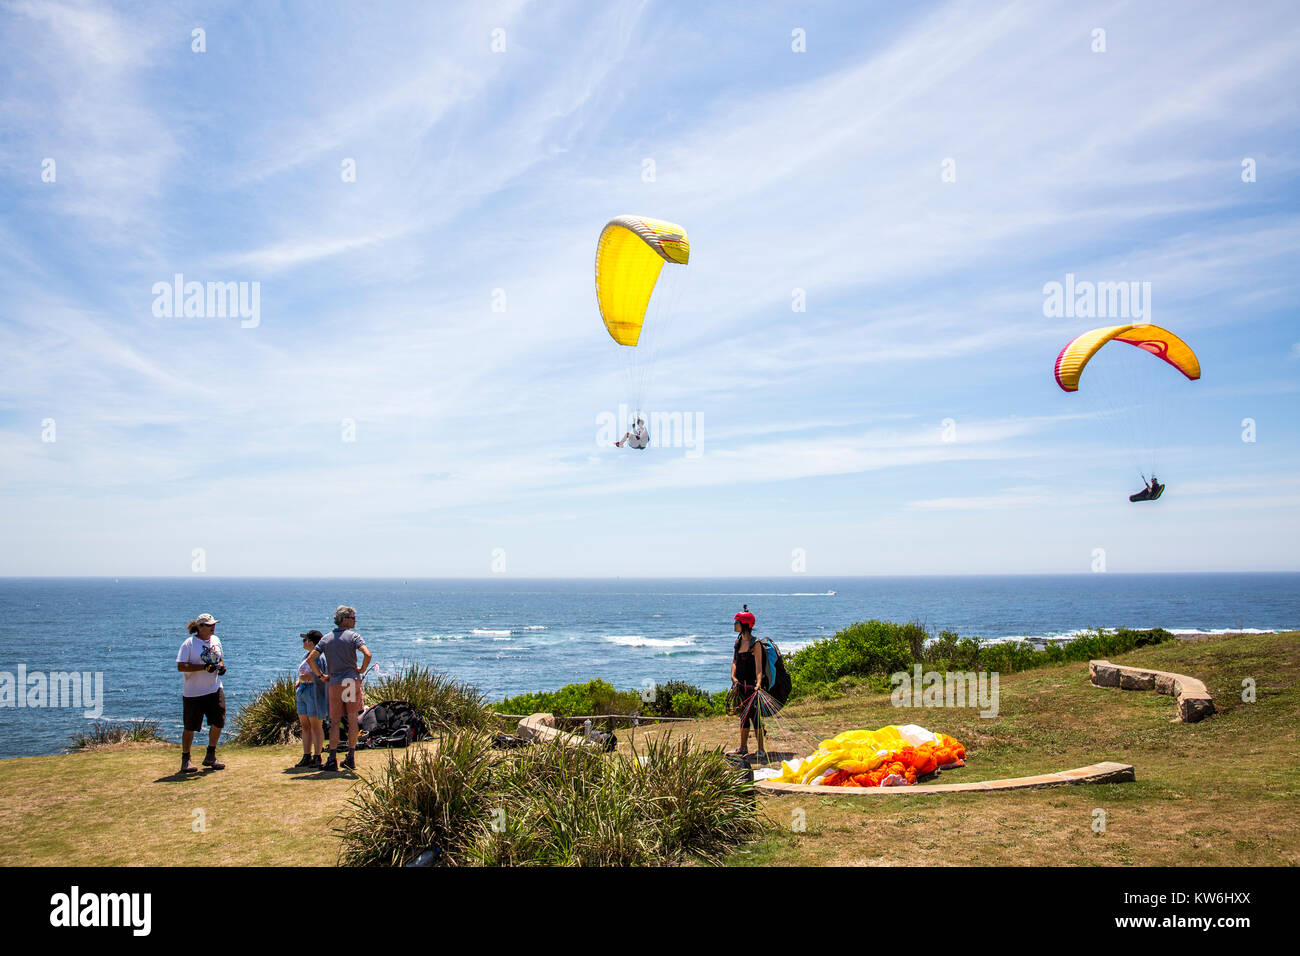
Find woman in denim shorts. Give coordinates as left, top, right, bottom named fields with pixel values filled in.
left=293, top=630, right=330, bottom=769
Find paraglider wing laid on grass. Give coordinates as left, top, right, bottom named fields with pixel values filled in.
left=763, top=724, right=967, bottom=788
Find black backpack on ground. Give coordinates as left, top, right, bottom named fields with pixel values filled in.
left=350, top=700, right=428, bottom=749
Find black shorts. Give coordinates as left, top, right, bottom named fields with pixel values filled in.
left=183, top=689, right=226, bottom=732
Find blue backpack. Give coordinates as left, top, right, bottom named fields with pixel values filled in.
left=757, top=638, right=792, bottom=706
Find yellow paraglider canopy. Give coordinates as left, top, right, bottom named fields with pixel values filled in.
left=1055, top=323, right=1200, bottom=392
left=595, top=216, right=690, bottom=346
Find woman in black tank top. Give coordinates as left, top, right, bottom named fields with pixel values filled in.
left=728, top=608, right=766, bottom=758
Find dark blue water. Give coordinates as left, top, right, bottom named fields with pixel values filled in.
left=0, top=574, right=1296, bottom=758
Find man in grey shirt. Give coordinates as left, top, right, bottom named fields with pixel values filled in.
left=307, top=605, right=372, bottom=771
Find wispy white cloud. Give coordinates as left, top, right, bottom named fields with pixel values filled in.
left=1, top=0, right=1298, bottom=574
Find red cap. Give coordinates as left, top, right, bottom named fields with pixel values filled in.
left=733, top=611, right=755, bottom=626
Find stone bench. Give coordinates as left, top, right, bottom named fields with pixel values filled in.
left=1089, top=660, right=1216, bottom=722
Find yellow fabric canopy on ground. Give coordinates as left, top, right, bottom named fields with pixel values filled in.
left=770, top=724, right=966, bottom=787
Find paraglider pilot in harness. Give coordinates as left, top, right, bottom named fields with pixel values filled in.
left=728, top=606, right=766, bottom=760
left=1130, top=474, right=1165, bottom=502
left=615, top=417, right=649, bottom=449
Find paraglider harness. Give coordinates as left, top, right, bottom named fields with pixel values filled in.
left=1130, top=474, right=1165, bottom=502
left=324, top=700, right=428, bottom=749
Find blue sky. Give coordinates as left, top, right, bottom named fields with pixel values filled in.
left=1, top=0, right=1297, bottom=576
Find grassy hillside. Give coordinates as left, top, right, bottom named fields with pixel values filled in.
left=0, top=631, right=1295, bottom=866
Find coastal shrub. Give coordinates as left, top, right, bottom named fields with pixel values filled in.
left=786, top=620, right=922, bottom=696
left=336, top=730, right=496, bottom=867
left=922, top=626, right=1176, bottom=675
left=367, top=664, right=491, bottom=733
left=66, top=719, right=164, bottom=752
left=232, top=675, right=301, bottom=745
left=645, top=680, right=725, bottom=718
left=669, top=691, right=707, bottom=719
left=493, top=679, right=643, bottom=720
left=920, top=630, right=984, bottom=670
left=784, top=622, right=1178, bottom=699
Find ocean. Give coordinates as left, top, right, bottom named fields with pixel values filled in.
left=0, top=574, right=1296, bottom=759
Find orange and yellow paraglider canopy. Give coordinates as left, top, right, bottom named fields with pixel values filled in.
left=1054, top=323, right=1201, bottom=392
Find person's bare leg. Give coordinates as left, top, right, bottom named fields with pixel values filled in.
left=347, top=698, right=360, bottom=753
left=328, top=686, right=341, bottom=759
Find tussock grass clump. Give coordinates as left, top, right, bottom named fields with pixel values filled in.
left=367, top=665, right=490, bottom=733
left=231, top=675, right=300, bottom=745
left=336, top=731, right=496, bottom=867
left=336, top=732, right=762, bottom=867
left=67, top=719, right=165, bottom=752
left=626, top=734, right=762, bottom=860
left=484, top=734, right=759, bottom=866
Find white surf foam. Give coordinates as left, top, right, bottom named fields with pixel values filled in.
left=602, top=634, right=699, bottom=649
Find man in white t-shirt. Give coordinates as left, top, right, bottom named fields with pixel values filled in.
left=176, top=612, right=227, bottom=774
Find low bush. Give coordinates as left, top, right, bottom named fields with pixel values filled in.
left=493, top=679, right=643, bottom=720
left=67, top=719, right=165, bottom=752
left=785, top=622, right=1178, bottom=700
left=786, top=620, right=923, bottom=696
left=644, top=680, right=726, bottom=719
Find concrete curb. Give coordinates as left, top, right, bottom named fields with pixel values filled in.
left=1089, top=660, right=1216, bottom=722
left=755, top=760, right=1135, bottom=795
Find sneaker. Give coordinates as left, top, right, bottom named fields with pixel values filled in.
left=321, top=756, right=338, bottom=772
left=202, top=753, right=226, bottom=771
left=342, top=752, right=356, bottom=771
left=180, top=754, right=199, bottom=775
